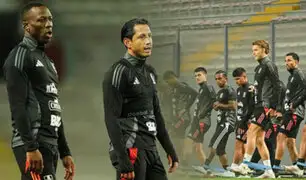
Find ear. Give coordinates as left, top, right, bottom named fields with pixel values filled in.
left=23, top=20, right=29, bottom=31
left=123, top=38, right=132, bottom=49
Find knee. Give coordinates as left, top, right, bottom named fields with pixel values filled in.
left=286, top=138, right=296, bottom=149
left=303, top=126, right=306, bottom=135
left=216, top=147, right=226, bottom=156
left=256, top=137, right=265, bottom=147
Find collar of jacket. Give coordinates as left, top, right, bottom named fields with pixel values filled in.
left=124, top=52, right=146, bottom=67
left=23, top=35, right=45, bottom=51
left=257, top=56, right=269, bottom=64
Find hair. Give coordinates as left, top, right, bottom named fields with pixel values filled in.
left=21, top=1, right=47, bottom=20
left=252, top=40, right=270, bottom=54
left=194, top=67, right=207, bottom=74
left=163, top=70, right=177, bottom=80
left=286, top=52, right=300, bottom=62
left=215, top=70, right=227, bottom=78
left=232, top=67, right=246, bottom=77
left=121, top=18, right=150, bottom=44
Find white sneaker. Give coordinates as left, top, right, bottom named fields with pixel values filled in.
left=192, top=165, right=208, bottom=174
left=231, top=163, right=253, bottom=175
left=256, top=170, right=275, bottom=178
left=284, top=165, right=304, bottom=177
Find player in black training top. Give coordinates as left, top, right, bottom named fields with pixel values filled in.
left=3, top=2, right=74, bottom=180
left=182, top=67, right=216, bottom=172
left=103, top=18, right=179, bottom=180
left=278, top=53, right=306, bottom=177
left=235, top=40, right=281, bottom=178
left=203, top=70, right=236, bottom=171
left=230, top=67, right=254, bottom=172
left=163, top=70, right=197, bottom=158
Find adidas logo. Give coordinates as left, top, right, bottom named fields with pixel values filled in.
left=133, top=77, right=140, bottom=85
left=36, top=60, right=44, bottom=67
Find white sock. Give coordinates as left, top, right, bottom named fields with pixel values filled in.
left=263, top=160, right=274, bottom=174
left=231, top=163, right=239, bottom=168
left=243, top=154, right=252, bottom=162
left=263, top=160, right=271, bottom=167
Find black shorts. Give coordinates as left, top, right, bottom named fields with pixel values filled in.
left=208, top=123, right=234, bottom=156
left=187, top=120, right=210, bottom=143
left=235, top=121, right=249, bottom=143
left=13, top=143, right=58, bottom=180
left=279, top=113, right=303, bottom=138
left=110, top=148, right=167, bottom=180
left=171, top=113, right=190, bottom=138
left=251, top=107, right=271, bottom=130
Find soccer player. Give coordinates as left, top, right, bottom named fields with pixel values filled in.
left=103, top=18, right=179, bottom=180
left=184, top=67, right=216, bottom=173
left=3, top=2, right=74, bottom=180
left=280, top=53, right=306, bottom=177
left=230, top=67, right=254, bottom=171
left=236, top=40, right=282, bottom=178
left=204, top=70, right=236, bottom=170
left=163, top=70, right=198, bottom=160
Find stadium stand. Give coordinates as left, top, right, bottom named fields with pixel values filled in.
left=146, top=0, right=306, bottom=73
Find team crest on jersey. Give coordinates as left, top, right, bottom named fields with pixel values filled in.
left=219, top=93, right=223, bottom=98
left=238, top=91, right=241, bottom=96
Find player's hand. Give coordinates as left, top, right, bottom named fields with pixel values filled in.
left=275, top=112, right=282, bottom=119
left=266, top=108, right=276, bottom=117
left=290, top=103, right=295, bottom=111
left=167, top=155, right=179, bottom=173
left=248, top=85, right=255, bottom=92
left=120, top=171, right=135, bottom=180
left=213, top=102, right=220, bottom=110
left=26, top=150, right=44, bottom=174
left=62, top=156, right=75, bottom=180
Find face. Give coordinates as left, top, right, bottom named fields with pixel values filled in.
left=215, top=73, right=227, bottom=88
left=194, top=71, right=207, bottom=85
left=252, top=45, right=265, bottom=61
left=234, top=72, right=248, bottom=87
left=24, top=6, right=53, bottom=44
left=124, top=24, right=153, bottom=58
left=165, top=76, right=177, bottom=86
left=285, top=55, right=298, bottom=70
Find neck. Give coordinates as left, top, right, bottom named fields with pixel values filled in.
left=124, top=52, right=146, bottom=66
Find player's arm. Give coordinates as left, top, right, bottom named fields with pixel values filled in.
left=58, top=122, right=75, bottom=179
left=4, top=47, right=39, bottom=152
left=198, top=85, right=216, bottom=120
left=246, top=89, right=255, bottom=120
left=182, top=84, right=198, bottom=111
left=267, top=62, right=282, bottom=110
left=57, top=122, right=72, bottom=159
left=291, top=71, right=306, bottom=109
left=216, top=89, right=237, bottom=110
left=102, top=66, right=133, bottom=172
left=151, top=72, right=179, bottom=165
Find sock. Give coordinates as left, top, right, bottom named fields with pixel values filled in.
left=223, top=165, right=228, bottom=170
left=243, top=153, right=252, bottom=162
left=297, top=158, right=305, bottom=170
left=204, top=159, right=212, bottom=166
left=263, top=160, right=272, bottom=167
left=274, top=159, right=281, bottom=166
left=231, top=163, right=239, bottom=168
